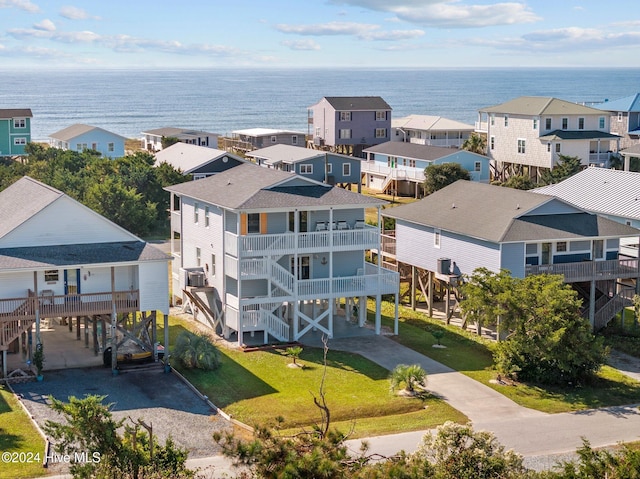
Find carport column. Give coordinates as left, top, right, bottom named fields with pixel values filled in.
left=427, top=271, right=433, bottom=318
left=411, top=266, right=416, bottom=311
left=164, top=311, right=170, bottom=373
left=110, top=267, right=118, bottom=375
left=394, top=291, right=399, bottom=336
left=33, top=272, right=41, bottom=345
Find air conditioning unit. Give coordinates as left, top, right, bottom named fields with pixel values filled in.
left=437, top=258, right=451, bottom=275
left=188, top=271, right=205, bottom=287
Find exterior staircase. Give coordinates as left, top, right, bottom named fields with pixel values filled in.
left=594, top=287, right=636, bottom=331
left=183, top=288, right=222, bottom=331
left=1, top=298, right=35, bottom=351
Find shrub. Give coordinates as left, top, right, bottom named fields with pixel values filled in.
left=171, top=330, right=220, bottom=370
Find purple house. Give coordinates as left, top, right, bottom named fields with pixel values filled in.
left=308, top=96, right=392, bottom=157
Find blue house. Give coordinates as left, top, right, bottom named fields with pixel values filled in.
left=49, top=124, right=127, bottom=158
left=593, top=94, right=640, bottom=151
left=0, top=109, right=32, bottom=157
left=362, top=141, right=490, bottom=197
left=383, top=180, right=640, bottom=330
left=247, top=144, right=363, bottom=191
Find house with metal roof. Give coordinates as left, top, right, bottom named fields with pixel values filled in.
left=0, top=108, right=33, bottom=157
left=476, top=97, right=620, bottom=182
left=142, top=127, right=219, bottom=152
left=154, top=142, right=246, bottom=180
left=592, top=94, right=640, bottom=150
left=224, top=128, right=306, bottom=153
left=165, top=163, right=399, bottom=346
left=382, top=180, right=640, bottom=330
left=49, top=124, right=127, bottom=158
left=307, top=96, right=392, bottom=156
left=391, top=114, right=474, bottom=148
left=620, top=143, right=640, bottom=172
left=246, top=144, right=362, bottom=191
left=0, top=177, right=170, bottom=377
left=362, top=141, right=490, bottom=197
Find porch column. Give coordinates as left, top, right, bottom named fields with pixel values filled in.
left=110, top=267, right=118, bottom=375
left=445, top=283, right=451, bottom=324
left=624, top=154, right=631, bottom=172
left=359, top=296, right=366, bottom=327
left=375, top=294, right=381, bottom=335
left=164, top=311, right=170, bottom=372
left=33, top=272, right=41, bottom=345
left=93, top=316, right=98, bottom=355
left=2, top=350, right=6, bottom=378
left=411, top=266, right=416, bottom=311
left=394, top=292, right=399, bottom=336
left=84, top=317, right=89, bottom=347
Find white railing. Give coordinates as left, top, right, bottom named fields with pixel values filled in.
left=263, top=311, right=290, bottom=341
left=589, top=152, right=611, bottom=163
left=475, top=121, right=488, bottom=132
left=361, top=161, right=425, bottom=183
left=525, top=258, right=639, bottom=282
left=270, top=261, right=295, bottom=294
left=240, top=257, right=268, bottom=278
left=224, top=255, right=238, bottom=279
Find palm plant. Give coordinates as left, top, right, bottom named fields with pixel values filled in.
left=389, top=364, right=428, bottom=393
left=172, top=331, right=220, bottom=370
left=285, top=346, right=303, bottom=365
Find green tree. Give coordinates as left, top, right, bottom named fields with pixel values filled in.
left=389, top=364, right=428, bottom=394
left=540, top=154, right=582, bottom=185
left=423, top=163, right=471, bottom=195
left=501, top=174, right=535, bottom=190
left=161, top=136, right=181, bottom=149
left=172, top=330, right=221, bottom=370
left=461, top=132, right=487, bottom=155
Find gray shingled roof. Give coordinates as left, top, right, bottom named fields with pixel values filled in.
left=538, top=130, right=620, bottom=141
left=154, top=142, right=244, bottom=173
left=479, top=97, right=604, bottom=116
left=321, top=96, right=392, bottom=111
left=363, top=141, right=461, bottom=161
left=246, top=144, right=324, bottom=164
left=0, top=177, right=63, bottom=239
left=0, top=242, right=169, bottom=270
left=383, top=180, right=638, bottom=243
left=0, top=109, right=33, bottom=118
left=165, top=163, right=385, bottom=210
left=49, top=124, right=126, bottom=141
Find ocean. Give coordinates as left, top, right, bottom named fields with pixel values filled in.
left=1, top=68, right=639, bottom=142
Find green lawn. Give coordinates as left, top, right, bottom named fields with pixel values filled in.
left=161, top=318, right=467, bottom=439
left=375, top=300, right=640, bottom=414
left=0, top=386, right=46, bottom=479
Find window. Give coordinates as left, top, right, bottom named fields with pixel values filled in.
left=375, top=128, right=387, bottom=138
left=375, top=111, right=386, bottom=121
left=556, top=242, right=567, bottom=252
left=545, top=118, right=552, bottom=130
left=408, top=159, right=416, bottom=168
left=326, top=163, right=332, bottom=174
left=525, top=243, right=537, bottom=255
left=288, top=211, right=309, bottom=233
left=205, top=206, right=210, bottom=227
left=300, top=164, right=313, bottom=174
left=618, top=112, right=623, bottom=122
left=76, top=143, right=87, bottom=151
left=271, top=136, right=277, bottom=143
left=210, top=254, right=216, bottom=276
left=599, top=116, right=605, bottom=129
left=14, top=137, right=26, bottom=145
left=517, top=139, right=526, bottom=154
left=490, top=136, right=495, bottom=150
left=533, top=118, right=538, bottom=130
left=13, top=118, right=26, bottom=128
left=196, top=247, right=201, bottom=267
left=578, top=118, right=584, bottom=130
left=44, top=270, right=59, bottom=282
left=247, top=213, right=260, bottom=234
left=434, top=229, right=441, bottom=248
left=474, top=161, right=481, bottom=172
left=194, top=202, right=199, bottom=223
left=108, top=142, right=114, bottom=152
left=291, top=135, right=298, bottom=145
left=340, top=111, right=351, bottom=121
left=547, top=143, right=551, bottom=152
left=490, top=114, right=495, bottom=126
left=339, top=129, right=351, bottom=139
left=561, top=118, right=568, bottom=130
left=555, top=143, right=561, bottom=153
left=343, top=163, right=351, bottom=176
left=504, top=115, right=509, bottom=127
left=315, top=127, right=321, bottom=136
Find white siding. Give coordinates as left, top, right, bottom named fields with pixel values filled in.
left=139, top=261, right=169, bottom=314
left=0, top=271, right=34, bottom=299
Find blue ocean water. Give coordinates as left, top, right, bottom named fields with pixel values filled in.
left=1, top=68, right=638, bottom=142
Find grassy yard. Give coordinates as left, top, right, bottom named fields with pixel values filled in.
left=600, top=308, right=640, bottom=359
left=160, top=317, right=467, bottom=439
left=375, top=300, right=640, bottom=414
left=0, top=386, right=46, bottom=479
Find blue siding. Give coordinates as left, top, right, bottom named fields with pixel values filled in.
left=553, top=253, right=590, bottom=263
left=527, top=199, right=582, bottom=215
left=500, top=243, right=525, bottom=277
left=67, top=129, right=125, bottom=158
left=294, top=155, right=361, bottom=184
left=606, top=251, right=618, bottom=260
left=433, top=151, right=490, bottom=183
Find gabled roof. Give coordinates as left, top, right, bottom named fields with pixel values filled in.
left=392, top=114, right=474, bottom=132
left=479, top=97, right=603, bottom=116
left=154, top=142, right=244, bottom=174
left=142, top=127, right=217, bottom=137
left=364, top=141, right=483, bottom=162
left=314, top=96, right=391, bottom=111
left=592, top=94, right=640, bottom=113
left=247, top=144, right=325, bottom=165
left=620, top=144, right=640, bottom=156
left=383, top=180, right=637, bottom=243
left=231, top=128, right=305, bottom=137
left=533, top=167, right=640, bottom=221
left=538, top=130, right=620, bottom=141
left=49, top=124, right=126, bottom=142
left=0, top=177, right=63, bottom=239
left=165, top=162, right=385, bottom=211
left=0, top=109, right=33, bottom=118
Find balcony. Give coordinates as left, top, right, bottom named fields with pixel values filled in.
left=525, top=258, right=639, bottom=282
left=361, top=161, right=425, bottom=183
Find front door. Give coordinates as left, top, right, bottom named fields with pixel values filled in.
left=64, top=269, right=81, bottom=295
left=290, top=256, right=310, bottom=280
left=541, top=243, right=552, bottom=265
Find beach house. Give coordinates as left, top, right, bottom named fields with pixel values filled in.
left=224, top=128, right=307, bottom=153
left=165, top=163, right=399, bottom=346
left=592, top=94, right=640, bottom=150
left=246, top=144, right=362, bottom=191
left=142, top=127, right=219, bottom=152
left=308, top=96, right=392, bottom=156
left=49, top=124, right=127, bottom=159
left=154, top=142, right=246, bottom=180
left=0, top=177, right=170, bottom=377
left=476, top=96, right=620, bottom=181
left=381, top=181, right=640, bottom=331
left=362, top=141, right=490, bottom=197
left=0, top=109, right=32, bottom=157
left=391, top=114, right=474, bottom=148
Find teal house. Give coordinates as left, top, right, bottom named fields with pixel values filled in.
left=0, top=109, right=33, bottom=157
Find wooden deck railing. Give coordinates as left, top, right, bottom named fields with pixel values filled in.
left=525, top=258, right=639, bottom=282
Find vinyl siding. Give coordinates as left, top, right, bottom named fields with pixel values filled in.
left=500, top=243, right=525, bottom=278
left=139, top=261, right=170, bottom=314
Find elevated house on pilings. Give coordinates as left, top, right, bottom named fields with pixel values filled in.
left=382, top=180, right=640, bottom=332
left=165, top=163, right=400, bottom=347
left=0, top=177, right=170, bottom=378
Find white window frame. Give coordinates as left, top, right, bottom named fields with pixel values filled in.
left=343, top=163, right=351, bottom=176
left=291, top=135, right=298, bottom=145
left=14, top=137, right=26, bottom=145
left=555, top=143, right=561, bottom=153
left=375, top=111, right=386, bottom=121
left=326, top=163, right=332, bottom=174
left=545, top=118, right=552, bottom=130
left=247, top=213, right=261, bottom=234
left=599, top=117, right=606, bottom=129
left=300, top=164, right=313, bottom=174
left=194, top=202, right=199, bottom=223
left=340, top=111, right=351, bottom=122
left=13, top=118, right=26, bottom=128
left=490, top=114, right=495, bottom=126
left=578, top=118, right=585, bottom=130
left=44, top=270, right=59, bottom=282
left=339, top=129, right=351, bottom=139
left=533, top=118, right=538, bottom=130
left=434, top=228, right=441, bottom=248
left=211, top=254, right=216, bottom=277
left=561, top=118, right=568, bottom=130
left=196, top=247, right=201, bottom=267
left=375, top=128, right=387, bottom=138
left=474, top=161, right=481, bottom=172
left=205, top=206, right=210, bottom=227
left=517, top=138, right=526, bottom=154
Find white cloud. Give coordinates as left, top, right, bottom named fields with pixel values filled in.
left=281, top=39, right=321, bottom=51
left=0, top=0, right=40, bottom=13
left=329, top=0, right=541, bottom=28
left=276, top=21, right=424, bottom=41
left=60, top=5, right=100, bottom=20
left=33, top=19, right=55, bottom=31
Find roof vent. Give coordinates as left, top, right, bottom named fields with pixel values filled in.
left=451, top=203, right=456, bottom=209
left=516, top=204, right=520, bottom=210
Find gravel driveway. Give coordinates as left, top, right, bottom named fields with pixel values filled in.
left=12, top=366, right=232, bottom=468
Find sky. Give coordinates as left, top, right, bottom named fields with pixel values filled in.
left=1, top=0, right=639, bottom=69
